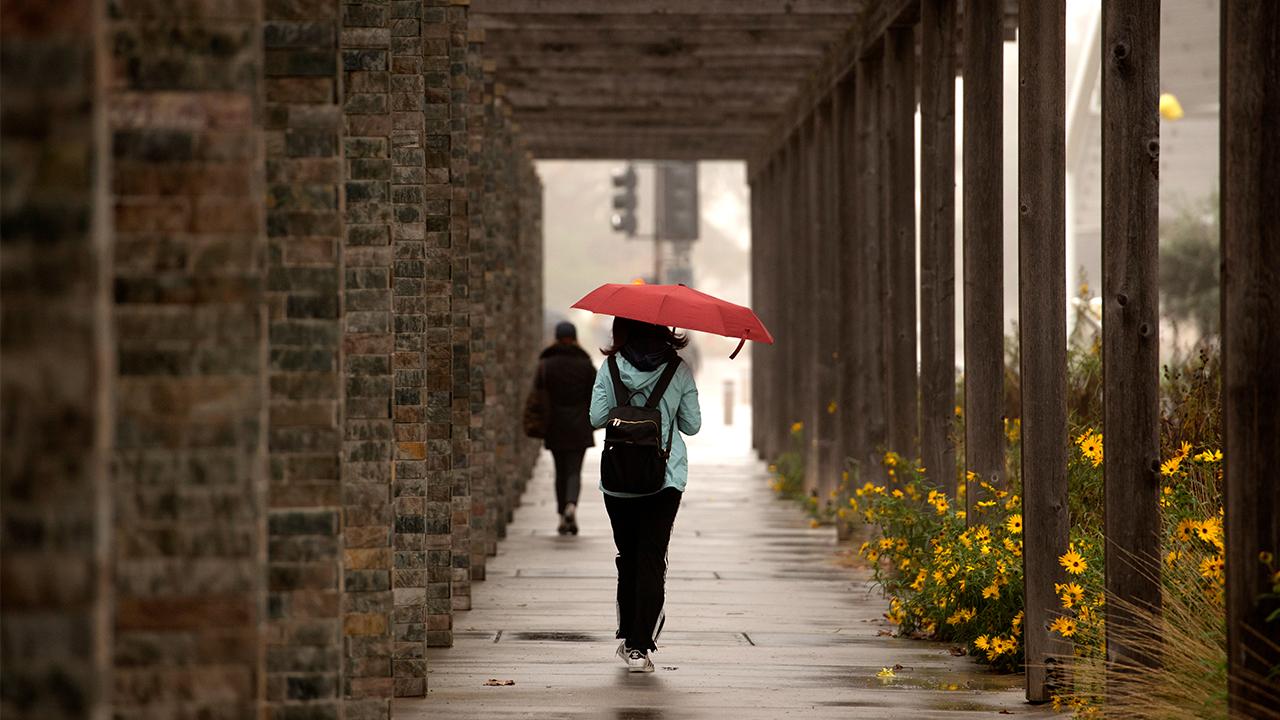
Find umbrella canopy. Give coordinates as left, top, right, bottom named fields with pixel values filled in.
left=571, top=283, right=773, bottom=358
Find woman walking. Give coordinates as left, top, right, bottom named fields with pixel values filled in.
left=589, top=317, right=701, bottom=673
left=534, top=321, right=597, bottom=535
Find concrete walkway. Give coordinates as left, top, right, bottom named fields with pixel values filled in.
left=400, top=425, right=1062, bottom=719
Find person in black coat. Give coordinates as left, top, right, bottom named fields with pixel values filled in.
left=535, top=321, right=597, bottom=534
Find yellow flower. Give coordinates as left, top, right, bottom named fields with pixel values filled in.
left=883, top=452, right=898, bottom=467
left=1005, top=514, right=1023, bottom=534
left=1200, top=554, right=1225, bottom=582
left=841, top=470, right=849, bottom=481
left=911, top=570, right=927, bottom=591
left=877, top=667, right=896, bottom=679
left=809, top=519, right=821, bottom=528
left=1049, top=616, right=1077, bottom=638
left=1193, top=448, right=1223, bottom=463
left=768, top=464, right=778, bottom=473
left=1012, top=610, right=1024, bottom=635
left=1056, top=582, right=1084, bottom=608
left=946, top=607, right=975, bottom=625
left=892, top=489, right=904, bottom=498
left=932, top=497, right=949, bottom=515
left=879, top=537, right=895, bottom=550
left=791, top=421, right=804, bottom=433
left=1160, top=455, right=1183, bottom=477
left=895, top=538, right=908, bottom=552
left=982, top=583, right=1001, bottom=600
left=1261, top=551, right=1275, bottom=565
left=1175, top=519, right=1197, bottom=542
left=827, top=401, right=837, bottom=414
left=1165, top=549, right=1181, bottom=567
left=974, top=634, right=990, bottom=650
left=1060, top=550, right=1087, bottom=575
left=1196, top=517, right=1224, bottom=546
left=955, top=405, right=964, bottom=417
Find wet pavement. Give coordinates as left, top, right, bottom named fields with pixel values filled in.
left=399, top=424, right=1064, bottom=719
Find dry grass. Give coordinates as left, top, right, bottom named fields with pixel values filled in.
left=1057, top=558, right=1280, bottom=719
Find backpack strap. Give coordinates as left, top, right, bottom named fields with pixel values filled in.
left=648, top=359, right=682, bottom=458
left=607, top=355, right=646, bottom=407
left=644, top=358, right=682, bottom=409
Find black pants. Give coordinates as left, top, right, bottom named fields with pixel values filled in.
left=604, top=487, right=682, bottom=652
left=550, top=448, right=585, bottom=515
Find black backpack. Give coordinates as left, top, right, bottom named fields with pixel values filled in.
left=601, top=355, right=681, bottom=495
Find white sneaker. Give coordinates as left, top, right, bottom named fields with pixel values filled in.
left=626, top=649, right=655, bottom=673
left=615, top=641, right=629, bottom=664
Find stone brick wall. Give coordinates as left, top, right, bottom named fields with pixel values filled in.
left=107, top=0, right=268, bottom=717
left=1, top=2, right=112, bottom=718
left=263, top=1, right=345, bottom=717
left=2, top=1, right=544, bottom=715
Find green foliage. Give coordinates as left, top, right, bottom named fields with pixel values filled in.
left=1159, top=194, right=1220, bottom=344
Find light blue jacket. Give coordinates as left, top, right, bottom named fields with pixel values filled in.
left=589, top=355, right=701, bottom=497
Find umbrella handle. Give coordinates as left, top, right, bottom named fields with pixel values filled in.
left=729, top=337, right=746, bottom=360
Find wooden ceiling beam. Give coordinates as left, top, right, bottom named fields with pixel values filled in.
left=499, top=75, right=802, bottom=97
left=472, top=0, right=864, bottom=16
left=478, top=27, right=847, bottom=47
left=472, top=12, right=861, bottom=31
left=489, top=54, right=818, bottom=72
left=502, top=89, right=780, bottom=110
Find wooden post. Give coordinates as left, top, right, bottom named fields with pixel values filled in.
left=810, top=101, right=841, bottom=497
left=962, top=0, right=1005, bottom=514
left=1019, top=0, right=1072, bottom=702
left=920, top=0, right=957, bottom=496
left=1101, top=0, right=1162, bottom=675
left=805, top=111, right=826, bottom=494
left=856, top=48, right=887, bottom=481
left=749, top=165, right=765, bottom=456
left=882, top=25, right=918, bottom=461
left=1221, top=3, right=1280, bottom=713
left=779, top=135, right=801, bottom=457
left=836, top=75, right=860, bottom=483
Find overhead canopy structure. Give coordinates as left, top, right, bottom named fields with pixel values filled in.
left=471, top=0, right=1016, bottom=160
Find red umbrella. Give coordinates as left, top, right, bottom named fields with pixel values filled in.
left=571, top=283, right=774, bottom=359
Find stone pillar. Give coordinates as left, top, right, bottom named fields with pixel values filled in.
left=446, top=0, right=473, bottom=616
left=107, top=0, right=267, bottom=716
left=263, top=2, right=346, bottom=717
left=466, top=31, right=493, bottom=582
left=419, top=0, right=455, bottom=652
left=340, top=0, right=396, bottom=710
left=1, top=2, right=112, bottom=718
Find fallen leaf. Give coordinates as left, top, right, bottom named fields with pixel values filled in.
left=948, top=646, right=966, bottom=656
left=484, top=679, right=515, bottom=686
left=999, top=711, right=1013, bottom=715
left=661, top=666, right=679, bottom=671
left=876, top=629, right=894, bottom=637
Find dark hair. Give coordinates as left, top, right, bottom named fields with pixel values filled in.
left=601, top=317, right=689, bottom=356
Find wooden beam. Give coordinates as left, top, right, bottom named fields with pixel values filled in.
left=800, top=113, right=821, bottom=493
left=752, top=0, right=917, bottom=168
left=815, top=96, right=842, bottom=496
left=474, top=12, right=862, bottom=31
left=479, top=27, right=846, bottom=46
left=1019, top=0, right=1071, bottom=703
left=486, top=41, right=830, bottom=59
left=882, top=24, right=917, bottom=460
left=1222, top=3, right=1280, bottom=714
left=1101, top=0, right=1162, bottom=678
left=835, top=73, right=859, bottom=489
left=472, top=0, right=865, bottom=15
left=496, top=72, right=802, bottom=95
left=501, top=90, right=779, bottom=110
left=855, top=49, right=886, bottom=480
left=489, top=53, right=819, bottom=72
left=919, top=0, right=956, bottom=496
left=962, top=0, right=1004, bottom=512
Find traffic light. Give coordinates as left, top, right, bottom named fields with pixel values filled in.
left=610, top=163, right=638, bottom=237
left=656, top=161, right=698, bottom=241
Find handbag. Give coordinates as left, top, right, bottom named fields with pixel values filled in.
left=522, top=360, right=549, bottom=439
